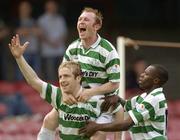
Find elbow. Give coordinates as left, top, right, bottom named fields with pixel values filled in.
left=120, top=119, right=134, bottom=131
left=26, top=79, right=35, bottom=88
left=26, top=78, right=32, bottom=85
left=123, top=126, right=131, bottom=131
left=119, top=124, right=131, bottom=131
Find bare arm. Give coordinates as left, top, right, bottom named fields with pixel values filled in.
left=9, top=34, right=43, bottom=93
left=79, top=114, right=134, bottom=138
left=97, top=115, right=134, bottom=132
left=77, top=82, right=119, bottom=102
left=114, top=107, right=124, bottom=140
left=89, top=82, right=119, bottom=96
left=16, top=56, right=43, bottom=93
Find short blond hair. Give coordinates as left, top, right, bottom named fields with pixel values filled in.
left=58, top=61, right=82, bottom=78
left=81, top=7, right=103, bottom=29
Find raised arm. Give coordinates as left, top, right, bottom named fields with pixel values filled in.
left=9, top=34, right=44, bottom=93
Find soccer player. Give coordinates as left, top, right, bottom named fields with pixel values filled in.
left=39, top=7, right=123, bottom=140
left=79, top=64, right=169, bottom=140
left=8, top=34, right=110, bottom=140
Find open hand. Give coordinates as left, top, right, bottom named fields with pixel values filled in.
left=8, top=34, right=29, bottom=58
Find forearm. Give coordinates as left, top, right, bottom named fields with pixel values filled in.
left=16, top=56, right=42, bottom=92
left=97, top=118, right=133, bottom=132
left=89, top=82, right=119, bottom=96
left=114, top=108, right=124, bottom=140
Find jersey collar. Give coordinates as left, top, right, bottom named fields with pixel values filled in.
left=142, top=87, right=163, bottom=97
left=150, top=87, right=163, bottom=94
left=79, top=34, right=101, bottom=49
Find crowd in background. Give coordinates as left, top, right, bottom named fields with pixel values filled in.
left=0, top=0, right=68, bottom=119
left=0, top=0, right=68, bottom=81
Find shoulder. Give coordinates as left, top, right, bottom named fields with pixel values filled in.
left=99, top=38, right=116, bottom=52
left=149, top=88, right=166, bottom=102
left=46, top=83, right=59, bottom=89
left=143, top=93, right=165, bottom=108
left=68, top=39, right=81, bottom=49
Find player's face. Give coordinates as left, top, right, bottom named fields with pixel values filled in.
left=77, top=11, right=97, bottom=40
left=138, top=66, right=157, bottom=90
left=58, top=67, right=80, bottom=94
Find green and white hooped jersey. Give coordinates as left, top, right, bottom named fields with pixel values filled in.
left=125, top=87, right=168, bottom=140
left=40, top=82, right=103, bottom=140
left=63, top=35, right=120, bottom=95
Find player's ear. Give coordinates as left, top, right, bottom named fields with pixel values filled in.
left=94, top=23, right=101, bottom=31
left=76, top=75, right=82, bottom=82
left=154, top=78, right=160, bottom=84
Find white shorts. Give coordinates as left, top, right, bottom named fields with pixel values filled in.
left=95, top=112, right=113, bottom=124
left=95, top=103, right=122, bottom=124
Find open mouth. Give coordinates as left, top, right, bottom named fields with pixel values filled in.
left=79, top=27, right=86, bottom=33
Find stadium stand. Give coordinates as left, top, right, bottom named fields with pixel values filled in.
left=0, top=81, right=53, bottom=139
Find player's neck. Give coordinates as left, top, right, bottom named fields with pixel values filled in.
left=82, top=34, right=98, bottom=49
left=145, top=85, right=160, bottom=94
left=72, top=85, right=82, bottom=97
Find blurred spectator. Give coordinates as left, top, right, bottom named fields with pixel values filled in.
left=0, top=19, right=10, bottom=80
left=38, top=0, right=68, bottom=81
left=126, top=57, right=148, bottom=96
left=14, top=1, right=42, bottom=80
left=0, top=103, right=7, bottom=119
left=0, top=92, right=32, bottom=119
